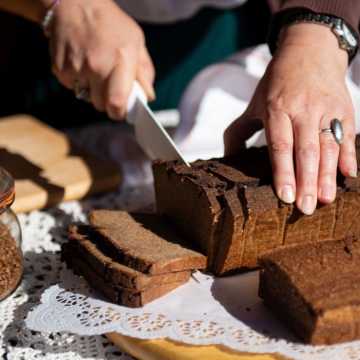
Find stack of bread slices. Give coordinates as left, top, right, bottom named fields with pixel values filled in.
left=62, top=210, right=206, bottom=308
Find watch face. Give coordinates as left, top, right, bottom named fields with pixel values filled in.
left=343, top=23, right=357, bottom=47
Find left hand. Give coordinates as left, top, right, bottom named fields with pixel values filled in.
left=224, top=23, right=357, bottom=215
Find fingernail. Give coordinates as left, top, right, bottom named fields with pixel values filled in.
left=280, top=185, right=295, bottom=203
left=149, top=87, right=156, bottom=102
left=301, top=195, right=316, bottom=215
left=319, top=184, right=335, bottom=202
left=349, top=169, right=358, bottom=178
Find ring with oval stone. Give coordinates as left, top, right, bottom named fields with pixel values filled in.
left=319, top=118, right=344, bottom=145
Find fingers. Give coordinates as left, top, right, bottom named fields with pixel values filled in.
left=52, top=66, right=73, bottom=90
left=318, top=113, right=357, bottom=204
left=338, top=115, right=357, bottom=178
left=136, top=47, right=156, bottom=101
left=105, top=58, right=137, bottom=120
left=263, top=112, right=354, bottom=212
left=293, top=116, right=320, bottom=215
left=52, top=48, right=153, bottom=119
left=50, top=34, right=154, bottom=118
left=265, top=112, right=296, bottom=204
left=51, top=40, right=85, bottom=91
left=224, top=115, right=263, bottom=155
left=85, top=53, right=113, bottom=112
left=88, top=75, right=106, bottom=111
left=51, top=43, right=74, bottom=90
left=49, top=28, right=66, bottom=77
left=318, top=117, right=340, bottom=203
left=103, top=45, right=156, bottom=119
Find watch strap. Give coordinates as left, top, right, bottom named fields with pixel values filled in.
left=268, top=10, right=359, bottom=63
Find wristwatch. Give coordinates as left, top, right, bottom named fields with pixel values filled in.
left=269, top=11, right=359, bottom=63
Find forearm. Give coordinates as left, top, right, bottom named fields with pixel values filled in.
left=0, top=0, right=52, bottom=23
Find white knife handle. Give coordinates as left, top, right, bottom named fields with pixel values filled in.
left=126, top=81, right=148, bottom=125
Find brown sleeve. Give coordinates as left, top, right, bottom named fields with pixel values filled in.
left=268, top=0, right=360, bottom=35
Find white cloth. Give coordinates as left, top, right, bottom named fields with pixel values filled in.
left=175, top=45, right=360, bottom=162
left=115, top=0, right=247, bottom=23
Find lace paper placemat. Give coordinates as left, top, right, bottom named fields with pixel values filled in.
left=25, top=261, right=360, bottom=360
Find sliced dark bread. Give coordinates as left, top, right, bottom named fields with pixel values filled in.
left=66, top=224, right=191, bottom=290
left=259, top=236, right=360, bottom=345
left=62, top=243, right=186, bottom=307
left=153, top=141, right=360, bottom=275
left=89, top=210, right=206, bottom=274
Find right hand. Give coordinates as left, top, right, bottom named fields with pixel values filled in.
left=224, top=24, right=356, bottom=215
left=41, top=0, right=155, bottom=120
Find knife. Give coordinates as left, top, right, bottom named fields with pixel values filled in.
left=127, top=82, right=190, bottom=167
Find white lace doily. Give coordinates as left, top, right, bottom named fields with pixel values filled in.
left=1, top=190, right=154, bottom=360
left=25, top=260, right=360, bottom=360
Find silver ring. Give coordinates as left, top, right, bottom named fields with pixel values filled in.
left=74, top=80, right=91, bottom=102
left=320, top=118, right=344, bottom=145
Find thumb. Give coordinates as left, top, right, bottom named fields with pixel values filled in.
left=224, top=116, right=263, bottom=155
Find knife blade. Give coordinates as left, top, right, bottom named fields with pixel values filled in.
left=127, top=82, right=190, bottom=166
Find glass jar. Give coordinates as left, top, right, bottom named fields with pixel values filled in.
left=0, top=167, right=23, bottom=301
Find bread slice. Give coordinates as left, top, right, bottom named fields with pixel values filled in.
left=66, top=225, right=191, bottom=290
left=63, top=242, right=187, bottom=307
left=88, top=210, right=206, bottom=274
left=153, top=141, right=360, bottom=275
left=151, top=160, right=227, bottom=268
left=259, top=236, right=360, bottom=345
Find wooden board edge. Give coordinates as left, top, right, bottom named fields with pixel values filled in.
left=106, top=333, right=291, bottom=360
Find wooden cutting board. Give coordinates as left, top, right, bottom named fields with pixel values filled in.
left=106, top=333, right=287, bottom=360
left=0, top=115, right=121, bottom=213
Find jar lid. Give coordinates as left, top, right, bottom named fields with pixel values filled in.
left=0, top=168, right=15, bottom=210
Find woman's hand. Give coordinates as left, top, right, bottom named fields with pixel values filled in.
left=224, top=23, right=357, bottom=215
left=41, top=0, right=155, bottom=119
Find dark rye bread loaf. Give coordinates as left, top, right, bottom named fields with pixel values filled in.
left=66, top=225, right=191, bottom=291
left=153, top=140, right=360, bottom=275
left=89, top=210, right=206, bottom=274
left=62, top=243, right=187, bottom=307
left=259, top=237, right=360, bottom=345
